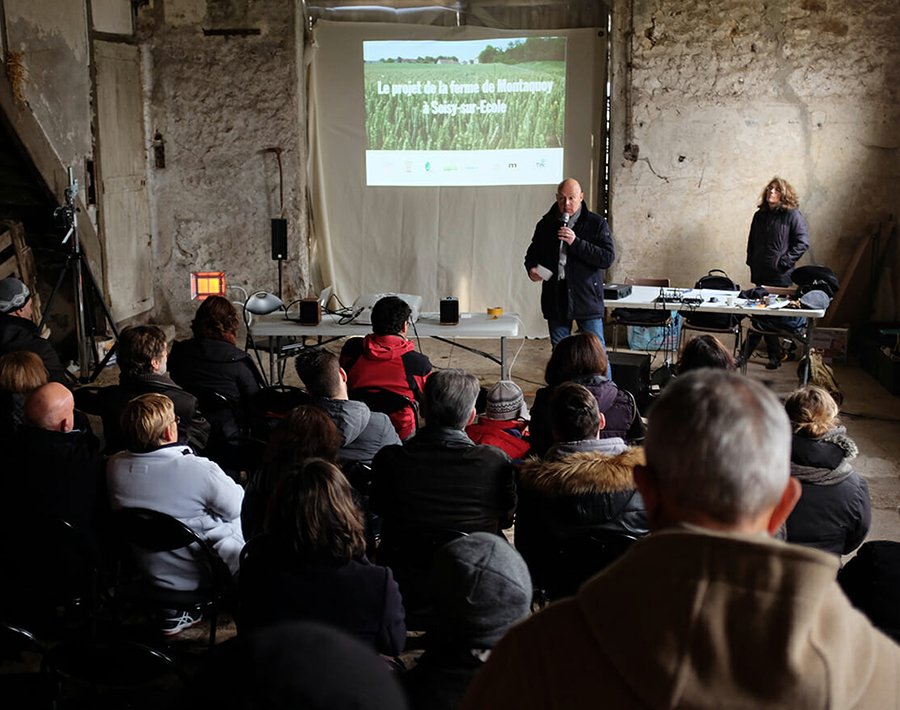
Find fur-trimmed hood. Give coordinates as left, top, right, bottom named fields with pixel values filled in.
left=519, top=447, right=645, bottom=497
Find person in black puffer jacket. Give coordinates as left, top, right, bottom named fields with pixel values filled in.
left=784, top=385, right=870, bottom=557
left=169, top=295, right=264, bottom=437
left=744, top=176, right=810, bottom=369
left=528, top=331, right=644, bottom=458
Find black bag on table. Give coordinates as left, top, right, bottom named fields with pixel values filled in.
left=682, top=269, right=740, bottom=330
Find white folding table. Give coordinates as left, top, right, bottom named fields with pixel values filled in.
left=249, top=311, right=520, bottom=384
left=608, top=285, right=827, bottom=382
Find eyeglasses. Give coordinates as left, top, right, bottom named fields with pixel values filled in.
left=170, top=415, right=181, bottom=427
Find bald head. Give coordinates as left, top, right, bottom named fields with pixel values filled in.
left=556, top=178, right=584, bottom=216
left=24, top=382, right=75, bottom=433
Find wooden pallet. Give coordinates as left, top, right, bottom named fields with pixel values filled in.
left=0, top=219, right=42, bottom=323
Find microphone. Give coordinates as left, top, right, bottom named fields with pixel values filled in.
left=561, top=212, right=570, bottom=229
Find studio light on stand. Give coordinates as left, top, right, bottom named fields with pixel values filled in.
left=243, top=291, right=284, bottom=387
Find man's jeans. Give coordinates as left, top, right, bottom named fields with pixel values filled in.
left=547, top=317, right=607, bottom=350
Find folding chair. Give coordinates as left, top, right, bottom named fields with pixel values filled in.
left=112, top=508, right=235, bottom=652
left=608, top=278, right=675, bottom=363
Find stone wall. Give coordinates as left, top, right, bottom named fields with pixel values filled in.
left=609, top=0, right=900, bottom=310
left=138, top=0, right=308, bottom=331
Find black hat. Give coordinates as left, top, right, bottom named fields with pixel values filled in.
left=792, top=265, right=839, bottom=298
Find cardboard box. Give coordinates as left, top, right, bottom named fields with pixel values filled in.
left=811, top=327, right=848, bottom=364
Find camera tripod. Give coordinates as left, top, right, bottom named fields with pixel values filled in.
left=38, top=167, right=119, bottom=384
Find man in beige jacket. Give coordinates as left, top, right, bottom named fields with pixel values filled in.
left=463, top=370, right=900, bottom=710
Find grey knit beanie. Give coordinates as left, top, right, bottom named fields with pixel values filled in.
left=485, top=380, right=529, bottom=421
left=431, top=532, right=532, bottom=648
left=0, top=277, right=30, bottom=314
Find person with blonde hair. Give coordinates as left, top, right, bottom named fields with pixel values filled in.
left=0, top=349, right=49, bottom=434
left=239, top=458, right=405, bottom=657
left=783, top=385, right=871, bottom=557
left=106, top=392, right=244, bottom=635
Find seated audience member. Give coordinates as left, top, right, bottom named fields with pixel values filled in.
left=189, top=621, right=409, bottom=710
left=528, top=331, right=644, bottom=458
left=81, top=325, right=210, bottom=453
left=0, top=276, right=67, bottom=383
left=515, top=382, right=648, bottom=597
left=0, top=349, right=48, bottom=438
left=2, top=382, right=104, bottom=544
left=294, top=348, right=400, bottom=466
left=403, top=533, right=532, bottom=710
left=371, top=368, right=517, bottom=538
left=242, top=404, right=341, bottom=541
left=339, top=295, right=432, bottom=440
left=239, top=458, right=405, bottom=657
left=839, top=540, right=900, bottom=643
left=676, top=334, right=737, bottom=374
left=462, top=370, right=900, bottom=710
left=107, top=393, right=244, bottom=635
left=371, top=369, right=517, bottom=612
left=783, top=385, right=871, bottom=556
left=465, top=380, right=531, bottom=463
left=169, top=295, right=264, bottom=438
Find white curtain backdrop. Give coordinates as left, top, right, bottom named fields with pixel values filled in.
left=307, top=20, right=606, bottom=337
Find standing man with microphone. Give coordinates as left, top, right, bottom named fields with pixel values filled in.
left=524, top=178, right=616, bottom=347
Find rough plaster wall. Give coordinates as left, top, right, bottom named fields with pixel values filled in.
left=609, top=0, right=900, bottom=308
left=4, top=1, right=93, bottom=173
left=140, top=0, right=308, bottom=334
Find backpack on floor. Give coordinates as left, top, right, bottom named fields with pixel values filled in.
left=682, top=269, right=740, bottom=330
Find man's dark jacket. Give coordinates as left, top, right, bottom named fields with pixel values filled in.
left=370, top=426, right=517, bottom=538
left=0, top=312, right=68, bottom=383
left=524, top=204, right=615, bottom=321
left=77, top=371, right=210, bottom=454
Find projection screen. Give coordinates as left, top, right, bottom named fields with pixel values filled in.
left=308, top=21, right=607, bottom=338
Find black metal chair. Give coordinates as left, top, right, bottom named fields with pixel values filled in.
left=247, top=385, right=313, bottom=440
left=608, top=277, right=675, bottom=362
left=349, top=386, right=418, bottom=438
left=43, top=636, right=188, bottom=708
left=375, top=526, right=469, bottom=630
left=533, top=530, right=638, bottom=607
left=112, top=508, right=235, bottom=652
left=0, top=516, right=102, bottom=638
left=741, top=285, right=811, bottom=378
left=0, top=620, right=53, bottom=706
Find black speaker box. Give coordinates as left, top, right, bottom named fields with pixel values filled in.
left=440, top=298, right=459, bottom=325
left=298, top=299, right=321, bottom=325
left=271, top=218, right=288, bottom=260
left=607, top=351, right=650, bottom=398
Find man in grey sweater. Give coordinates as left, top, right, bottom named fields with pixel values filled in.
left=294, top=348, right=400, bottom=466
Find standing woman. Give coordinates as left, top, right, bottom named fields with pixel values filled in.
left=743, top=176, right=809, bottom=368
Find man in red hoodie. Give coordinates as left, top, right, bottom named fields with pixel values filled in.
left=339, top=296, right=432, bottom=440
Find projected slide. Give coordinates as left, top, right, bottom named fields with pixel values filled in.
left=364, top=37, right=566, bottom=187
